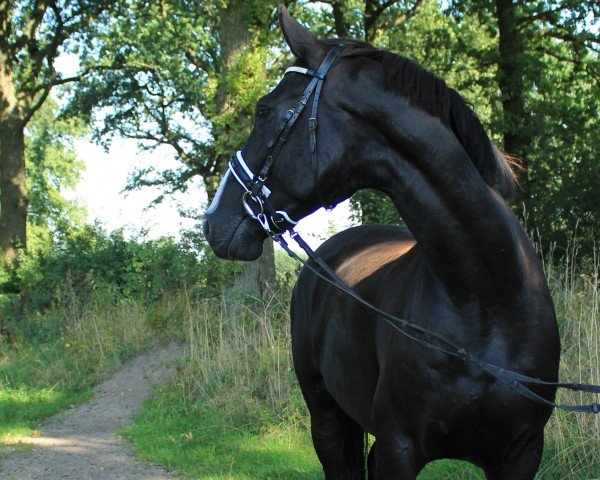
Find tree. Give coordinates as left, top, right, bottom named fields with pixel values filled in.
left=68, top=0, right=286, bottom=296
left=449, top=0, right=600, bottom=254
left=0, top=0, right=116, bottom=266
left=297, top=0, right=422, bottom=225
left=0, top=97, right=86, bottom=298
left=26, top=97, right=86, bottom=237
left=312, top=0, right=599, bottom=254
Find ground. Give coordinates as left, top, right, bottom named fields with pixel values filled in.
left=0, top=342, right=184, bottom=480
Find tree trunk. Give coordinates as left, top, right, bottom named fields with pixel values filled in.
left=331, top=0, right=349, bottom=38
left=495, top=0, right=530, bottom=198
left=217, top=0, right=276, bottom=308
left=0, top=117, right=27, bottom=266
left=0, top=40, right=27, bottom=267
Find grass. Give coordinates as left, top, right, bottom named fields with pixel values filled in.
left=1, top=246, right=597, bottom=478
left=0, top=294, right=166, bottom=454
left=123, top=249, right=600, bottom=479
left=120, top=291, right=323, bottom=478
left=534, top=251, right=600, bottom=479
left=121, top=390, right=321, bottom=479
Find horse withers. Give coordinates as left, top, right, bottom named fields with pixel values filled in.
left=203, top=6, right=560, bottom=479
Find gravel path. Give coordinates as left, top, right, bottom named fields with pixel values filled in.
left=1, top=342, right=185, bottom=480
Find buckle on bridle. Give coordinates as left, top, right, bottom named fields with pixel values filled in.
left=242, top=191, right=264, bottom=219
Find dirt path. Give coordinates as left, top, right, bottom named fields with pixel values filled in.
left=1, top=342, right=184, bottom=480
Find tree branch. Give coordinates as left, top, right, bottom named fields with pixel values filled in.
left=379, top=0, right=423, bottom=35
left=11, top=0, right=50, bottom=55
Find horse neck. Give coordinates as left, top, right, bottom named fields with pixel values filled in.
left=353, top=92, right=537, bottom=306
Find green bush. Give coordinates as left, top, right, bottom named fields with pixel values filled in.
left=0, top=225, right=241, bottom=343
left=0, top=225, right=242, bottom=447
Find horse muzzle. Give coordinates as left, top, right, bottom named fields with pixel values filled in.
left=203, top=212, right=266, bottom=261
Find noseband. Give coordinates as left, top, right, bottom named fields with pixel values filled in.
left=228, top=44, right=345, bottom=235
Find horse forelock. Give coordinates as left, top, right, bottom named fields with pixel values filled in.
left=321, top=39, right=517, bottom=197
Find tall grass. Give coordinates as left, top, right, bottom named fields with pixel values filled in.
left=537, top=250, right=600, bottom=479
left=179, top=290, right=297, bottom=424
left=0, top=289, right=165, bottom=446
left=125, top=247, right=600, bottom=479
left=122, top=286, right=320, bottom=478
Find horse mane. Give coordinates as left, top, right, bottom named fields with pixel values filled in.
left=322, top=39, right=518, bottom=196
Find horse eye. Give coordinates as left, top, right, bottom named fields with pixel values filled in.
left=256, top=107, right=271, bottom=120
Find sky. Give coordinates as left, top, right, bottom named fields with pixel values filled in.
left=56, top=50, right=355, bottom=251
left=70, top=137, right=356, bottom=250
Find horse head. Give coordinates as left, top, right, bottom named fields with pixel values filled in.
left=203, top=6, right=516, bottom=263
left=203, top=6, right=366, bottom=260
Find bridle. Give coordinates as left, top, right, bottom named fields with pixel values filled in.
left=224, top=45, right=600, bottom=414
left=228, top=44, right=345, bottom=236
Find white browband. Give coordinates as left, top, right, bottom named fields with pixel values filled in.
left=285, top=66, right=311, bottom=76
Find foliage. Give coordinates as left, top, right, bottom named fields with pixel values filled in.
left=0, top=0, right=118, bottom=123
left=25, top=98, right=87, bottom=236
left=350, top=189, right=402, bottom=225
left=0, top=224, right=240, bottom=341
left=314, top=0, right=600, bottom=258
left=447, top=0, right=600, bottom=257
left=65, top=0, right=283, bottom=200
left=0, top=0, right=120, bottom=262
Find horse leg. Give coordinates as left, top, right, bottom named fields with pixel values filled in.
left=304, top=382, right=365, bottom=480
left=484, top=431, right=544, bottom=480
left=367, top=432, right=424, bottom=480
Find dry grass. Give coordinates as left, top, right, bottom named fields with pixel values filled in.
left=0, top=294, right=160, bottom=445
left=167, top=249, right=600, bottom=478
left=537, top=250, right=600, bottom=479
left=175, top=287, right=301, bottom=430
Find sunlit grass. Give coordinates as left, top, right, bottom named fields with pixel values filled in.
left=1, top=247, right=597, bottom=478
left=0, top=296, right=161, bottom=450
left=125, top=250, right=600, bottom=479
left=121, top=390, right=322, bottom=479
left=0, top=386, right=89, bottom=443
left=418, top=460, right=484, bottom=479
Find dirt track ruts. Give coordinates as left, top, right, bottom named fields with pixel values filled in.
left=1, top=342, right=184, bottom=480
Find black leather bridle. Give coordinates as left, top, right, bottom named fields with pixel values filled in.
left=224, top=44, right=600, bottom=414
left=228, top=44, right=345, bottom=235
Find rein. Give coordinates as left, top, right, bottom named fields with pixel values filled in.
left=275, top=230, right=600, bottom=414
left=228, top=45, right=600, bottom=414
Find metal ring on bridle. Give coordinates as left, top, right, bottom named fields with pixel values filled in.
left=242, top=191, right=264, bottom=220
left=228, top=45, right=345, bottom=236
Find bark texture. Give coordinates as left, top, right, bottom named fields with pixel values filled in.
left=217, top=0, right=276, bottom=303
left=0, top=39, right=27, bottom=265
left=495, top=0, right=530, bottom=192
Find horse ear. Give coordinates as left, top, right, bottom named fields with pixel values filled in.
left=278, top=5, right=325, bottom=69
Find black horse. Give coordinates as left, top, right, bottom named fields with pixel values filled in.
left=203, top=6, right=560, bottom=479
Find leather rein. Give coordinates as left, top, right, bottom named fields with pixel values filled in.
left=226, top=46, right=600, bottom=414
